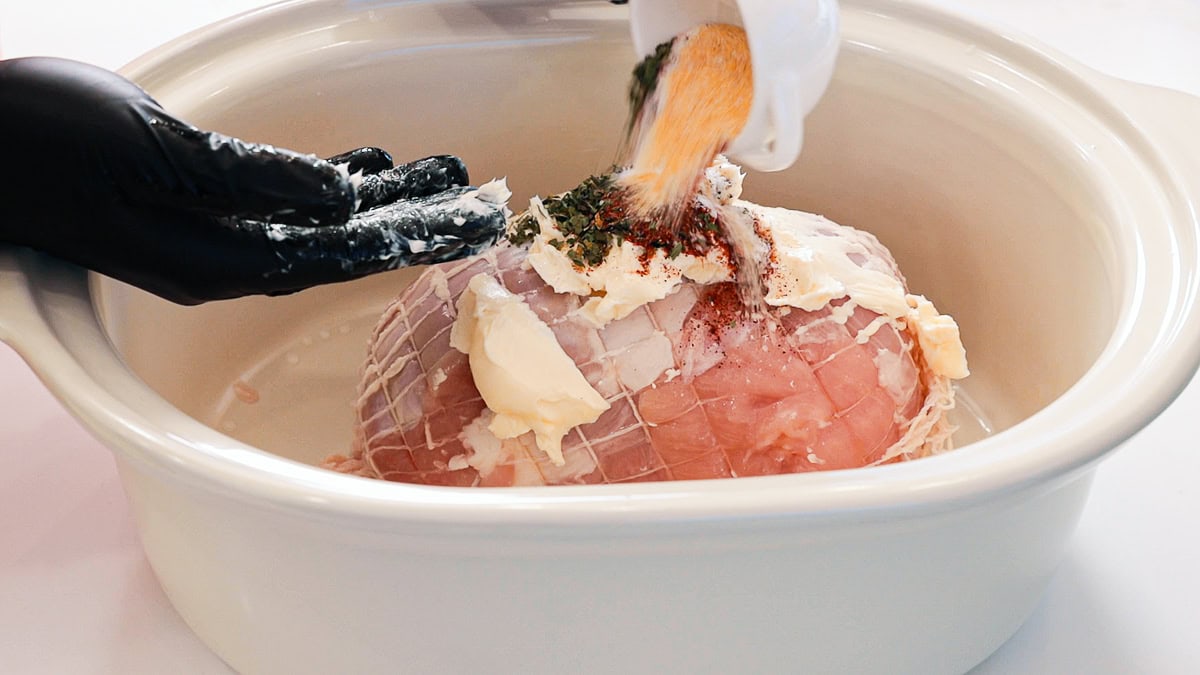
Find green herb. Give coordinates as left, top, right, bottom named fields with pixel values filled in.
left=508, top=210, right=542, bottom=246
left=506, top=168, right=727, bottom=270
left=507, top=172, right=635, bottom=268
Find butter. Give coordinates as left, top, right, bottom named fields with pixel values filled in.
left=905, top=294, right=970, bottom=379
left=456, top=178, right=513, bottom=216
left=449, top=273, right=609, bottom=465
left=750, top=205, right=911, bottom=319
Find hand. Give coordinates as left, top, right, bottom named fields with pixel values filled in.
left=0, top=57, right=508, bottom=304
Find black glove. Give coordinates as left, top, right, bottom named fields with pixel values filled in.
left=0, top=57, right=507, bottom=304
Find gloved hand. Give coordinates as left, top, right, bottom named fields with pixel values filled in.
left=0, top=57, right=508, bottom=305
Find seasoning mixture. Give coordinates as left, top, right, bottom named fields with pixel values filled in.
left=622, top=24, right=754, bottom=224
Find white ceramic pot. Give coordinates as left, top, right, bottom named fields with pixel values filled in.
left=2, top=1, right=1199, bottom=673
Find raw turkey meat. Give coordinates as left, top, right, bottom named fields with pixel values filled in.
left=324, top=232, right=956, bottom=487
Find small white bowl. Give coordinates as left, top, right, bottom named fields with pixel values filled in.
left=2, top=1, right=1199, bottom=673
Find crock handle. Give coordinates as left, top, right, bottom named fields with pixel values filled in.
left=0, top=247, right=90, bottom=353
left=1093, top=76, right=1200, bottom=200
left=0, top=248, right=35, bottom=346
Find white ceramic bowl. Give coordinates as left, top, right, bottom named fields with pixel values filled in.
left=2, top=1, right=1199, bottom=673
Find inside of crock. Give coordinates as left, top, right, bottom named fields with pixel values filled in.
left=96, top=2, right=1118, bottom=467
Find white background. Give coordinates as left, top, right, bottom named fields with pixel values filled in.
left=2, top=1, right=1199, bottom=672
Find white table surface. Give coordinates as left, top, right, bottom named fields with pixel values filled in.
left=2, top=1, right=1199, bottom=673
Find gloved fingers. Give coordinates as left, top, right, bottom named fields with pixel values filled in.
left=355, top=155, right=471, bottom=212
left=140, top=108, right=357, bottom=227
left=325, top=147, right=394, bottom=176
left=258, top=185, right=508, bottom=289
left=349, top=185, right=506, bottom=265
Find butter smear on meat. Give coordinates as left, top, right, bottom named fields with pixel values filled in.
left=450, top=273, right=609, bottom=466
